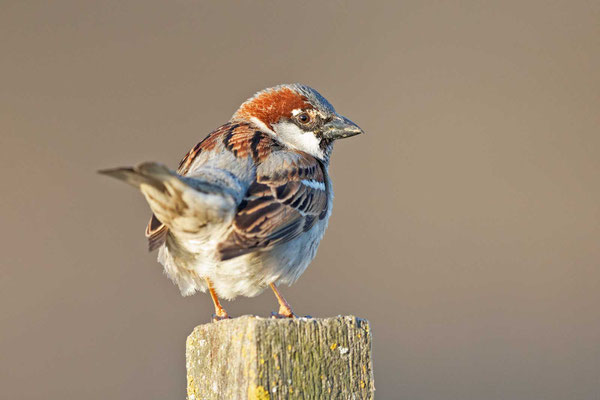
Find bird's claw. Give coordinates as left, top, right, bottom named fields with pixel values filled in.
left=211, top=313, right=230, bottom=323
left=270, top=311, right=297, bottom=319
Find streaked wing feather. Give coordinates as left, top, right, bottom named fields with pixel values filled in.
left=218, top=151, right=328, bottom=261
left=145, top=122, right=276, bottom=250
left=145, top=214, right=168, bottom=251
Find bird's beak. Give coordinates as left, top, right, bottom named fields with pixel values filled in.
left=323, top=115, right=365, bottom=140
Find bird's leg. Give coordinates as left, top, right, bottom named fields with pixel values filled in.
left=205, top=278, right=229, bottom=322
left=269, top=283, right=296, bottom=318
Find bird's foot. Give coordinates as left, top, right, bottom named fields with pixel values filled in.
left=270, top=305, right=296, bottom=319
left=211, top=314, right=230, bottom=322
left=211, top=309, right=230, bottom=323
left=271, top=312, right=297, bottom=319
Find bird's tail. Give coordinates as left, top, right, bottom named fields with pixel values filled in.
left=99, top=162, right=236, bottom=238
left=98, top=162, right=172, bottom=192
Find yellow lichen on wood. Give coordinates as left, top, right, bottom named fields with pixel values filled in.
left=248, top=384, right=270, bottom=400
left=186, top=374, right=201, bottom=400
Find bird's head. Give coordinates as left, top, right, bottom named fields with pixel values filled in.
left=232, top=84, right=364, bottom=161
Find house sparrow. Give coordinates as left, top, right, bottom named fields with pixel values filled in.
left=100, top=84, right=364, bottom=320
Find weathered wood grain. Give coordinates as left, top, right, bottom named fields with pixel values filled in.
left=186, top=315, right=374, bottom=399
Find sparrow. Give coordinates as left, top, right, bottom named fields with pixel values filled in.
left=100, top=84, right=364, bottom=320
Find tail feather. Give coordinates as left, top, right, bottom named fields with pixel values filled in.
left=98, top=163, right=169, bottom=192
left=99, top=162, right=236, bottom=240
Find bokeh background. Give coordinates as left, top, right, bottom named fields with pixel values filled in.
left=2, top=1, right=599, bottom=399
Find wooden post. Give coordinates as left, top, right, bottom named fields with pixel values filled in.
left=186, top=315, right=374, bottom=399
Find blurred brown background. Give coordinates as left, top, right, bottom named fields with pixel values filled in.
left=2, top=1, right=599, bottom=399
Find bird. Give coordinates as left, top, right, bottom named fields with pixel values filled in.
left=99, top=84, right=364, bottom=320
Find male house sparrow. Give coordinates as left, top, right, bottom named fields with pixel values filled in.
left=100, top=84, right=363, bottom=320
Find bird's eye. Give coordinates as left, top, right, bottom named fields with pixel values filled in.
left=297, top=113, right=311, bottom=124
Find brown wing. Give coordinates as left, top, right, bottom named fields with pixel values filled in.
left=145, top=214, right=168, bottom=251
left=217, top=151, right=329, bottom=261
left=145, top=122, right=276, bottom=250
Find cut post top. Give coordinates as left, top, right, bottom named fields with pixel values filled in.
left=186, top=315, right=374, bottom=400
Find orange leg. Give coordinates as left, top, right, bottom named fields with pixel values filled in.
left=206, top=278, right=229, bottom=321
left=270, top=283, right=295, bottom=318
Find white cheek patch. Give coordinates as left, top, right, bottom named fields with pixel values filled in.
left=272, top=121, right=324, bottom=159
